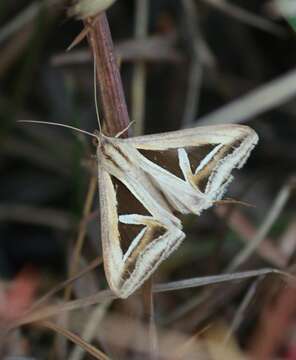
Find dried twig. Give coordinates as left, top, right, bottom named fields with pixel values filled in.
left=85, top=13, right=130, bottom=135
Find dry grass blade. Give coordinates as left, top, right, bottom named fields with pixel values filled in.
left=174, top=324, right=212, bottom=359
left=227, top=180, right=294, bottom=271
left=115, top=33, right=182, bottom=63
left=0, top=203, right=74, bottom=230
left=68, top=301, right=112, bottom=360
left=30, top=257, right=102, bottom=311
left=12, top=290, right=116, bottom=328
left=65, top=174, right=97, bottom=300
left=95, top=314, right=206, bottom=358
left=278, top=219, right=296, bottom=259
left=53, top=33, right=182, bottom=66
left=38, top=320, right=110, bottom=360
left=182, top=60, right=203, bottom=128
left=0, top=0, right=61, bottom=44
left=271, top=0, right=296, bottom=18
left=153, top=268, right=292, bottom=293
left=0, top=2, right=39, bottom=44
left=141, top=280, right=158, bottom=360
left=201, top=0, right=285, bottom=36
left=181, top=0, right=204, bottom=127
left=215, top=206, right=287, bottom=267
left=223, top=278, right=262, bottom=345
left=132, top=0, right=149, bottom=136
left=2, top=136, right=69, bottom=175
left=197, top=67, right=296, bottom=125
left=14, top=270, right=291, bottom=333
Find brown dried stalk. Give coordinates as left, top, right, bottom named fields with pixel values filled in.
left=84, top=14, right=130, bottom=136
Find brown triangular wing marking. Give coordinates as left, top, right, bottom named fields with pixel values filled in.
left=98, top=136, right=182, bottom=228
left=98, top=166, right=184, bottom=299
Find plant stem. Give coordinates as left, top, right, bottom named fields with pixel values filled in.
left=85, top=14, right=130, bottom=136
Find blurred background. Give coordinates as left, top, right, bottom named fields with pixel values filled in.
left=1, top=0, right=296, bottom=359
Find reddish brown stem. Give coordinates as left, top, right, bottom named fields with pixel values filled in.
left=85, top=13, right=130, bottom=137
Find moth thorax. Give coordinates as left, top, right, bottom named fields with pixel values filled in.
left=101, top=140, right=132, bottom=165
left=97, top=137, right=110, bottom=155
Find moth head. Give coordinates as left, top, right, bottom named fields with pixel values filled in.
left=93, top=129, right=104, bottom=146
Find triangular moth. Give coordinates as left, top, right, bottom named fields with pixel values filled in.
left=97, top=124, right=258, bottom=298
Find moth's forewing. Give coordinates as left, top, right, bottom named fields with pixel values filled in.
left=97, top=136, right=182, bottom=227
left=122, top=124, right=257, bottom=150
left=97, top=151, right=184, bottom=299
left=119, top=124, right=259, bottom=214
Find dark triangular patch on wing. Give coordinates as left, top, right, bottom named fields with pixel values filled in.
left=139, top=145, right=217, bottom=181
left=110, top=176, right=169, bottom=256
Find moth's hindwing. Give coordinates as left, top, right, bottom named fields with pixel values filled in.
left=97, top=124, right=258, bottom=298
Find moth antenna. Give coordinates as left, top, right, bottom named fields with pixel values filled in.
left=93, top=53, right=102, bottom=134
left=215, top=198, right=255, bottom=208
left=115, top=121, right=135, bottom=138
left=17, top=120, right=99, bottom=140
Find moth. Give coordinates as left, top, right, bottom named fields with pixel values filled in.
left=20, top=120, right=258, bottom=299
left=96, top=124, right=258, bottom=298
